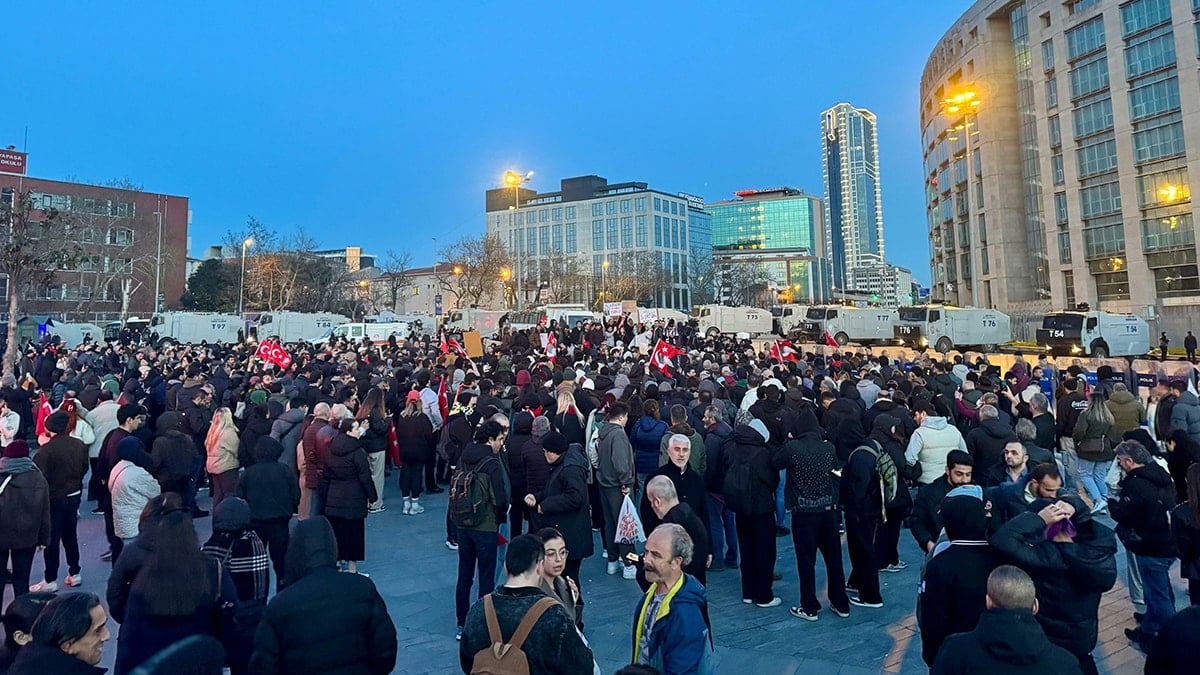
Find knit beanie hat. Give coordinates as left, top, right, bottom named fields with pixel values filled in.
left=2, top=440, right=30, bottom=459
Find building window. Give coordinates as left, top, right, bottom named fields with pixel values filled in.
left=539, top=226, right=550, bottom=253
left=108, top=228, right=135, bottom=246
left=566, top=223, right=577, bottom=253
left=1042, top=39, right=1055, bottom=71
left=1055, top=192, right=1069, bottom=225
left=1121, top=0, right=1172, bottom=38
left=1079, top=180, right=1122, bottom=219
left=1128, top=74, right=1180, bottom=121
left=1137, top=167, right=1190, bottom=207
left=635, top=215, right=647, bottom=247
left=620, top=199, right=631, bottom=213
left=1066, top=15, right=1106, bottom=61
left=1076, top=136, right=1118, bottom=178
left=635, top=197, right=646, bottom=211
left=655, top=216, right=662, bottom=246
left=620, top=217, right=632, bottom=248
left=592, top=203, right=603, bottom=217
left=565, top=206, right=576, bottom=220
left=606, top=201, right=617, bottom=215
left=1069, top=54, right=1110, bottom=100
left=1124, top=28, right=1176, bottom=78
left=1141, top=213, right=1195, bottom=251
left=552, top=207, right=562, bottom=221
left=975, top=181, right=984, bottom=209
left=1133, top=118, right=1185, bottom=162
left=1059, top=227, right=1074, bottom=263
left=606, top=218, right=617, bottom=248
left=1082, top=222, right=1126, bottom=258
left=592, top=220, right=603, bottom=250
left=1072, top=95, right=1114, bottom=137
left=528, top=228, right=537, bottom=255
left=980, top=246, right=990, bottom=275
left=1051, top=153, right=1065, bottom=184
left=1094, top=271, right=1131, bottom=300
left=1048, top=115, right=1062, bottom=147
left=1068, top=0, right=1100, bottom=15
left=1064, top=270, right=1076, bottom=306
left=1045, top=77, right=1059, bottom=109
left=978, top=213, right=987, bottom=242
left=539, top=209, right=549, bottom=222
left=653, top=197, right=661, bottom=211
left=551, top=224, right=563, bottom=252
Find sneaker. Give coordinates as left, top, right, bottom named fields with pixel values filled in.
left=742, top=598, right=754, bottom=604
left=622, top=565, right=637, bottom=580
left=64, top=574, right=82, bottom=587
left=91, top=506, right=104, bottom=514
left=849, top=596, right=883, bottom=609
left=607, top=561, right=622, bottom=575
left=100, top=550, right=112, bottom=562
left=367, top=505, right=386, bottom=514
left=756, top=597, right=782, bottom=608
left=29, top=580, right=57, bottom=593
left=881, top=562, right=907, bottom=573
left=775, top=526, right=790, bottom=537
left=445, top=540, right=459, bottom=551
left=1091, top=499, right=1109, bottom=515
left=789, top=607, right=818, bottom=621
left=402, top=499, right=412, bottom=515
left=830, top=606, right=850, bottom=618
left=409, top=501, right=425, bottom=515
left=455, top=626, right=463, bottom=641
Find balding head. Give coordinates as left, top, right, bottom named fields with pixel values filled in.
left=986, top=565, right=1038, bottom=614
left=312, top=402, right=331, bottom=420
left=646, top=475, right=679, bottom=518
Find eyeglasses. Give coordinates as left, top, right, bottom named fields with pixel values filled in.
left=545, top=548, right=569, bottom=560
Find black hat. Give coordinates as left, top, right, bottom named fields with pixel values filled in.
left=542, top=432, right=569, bottom=456
left=44, top=411, right=70, bottom=434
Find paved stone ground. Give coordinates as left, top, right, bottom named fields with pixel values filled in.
left=3, top=480, right=1187, bottom=674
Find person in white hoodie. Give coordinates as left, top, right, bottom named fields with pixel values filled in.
left=108, top=436, right=161, bottom=545
left=84, top=390, right=121, bottom=510
left=906, top=399, right=969, bottom=485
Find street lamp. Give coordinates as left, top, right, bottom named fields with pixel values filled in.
left=942, top=86, right=982, bottom=308
left=238, top=237, right=254, bottom=315
left=503, top=169, right=534, bottom=310
left=152, top=210, right=163, bottom=312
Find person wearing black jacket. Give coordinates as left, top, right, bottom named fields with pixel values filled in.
left=868, top=415, right=913, bottom=573
left=1110, top=440, right=1178, bottom=647
left=773, top=428, right=849, bottom=619
left=639, top=475, right=710, bottom=587
left=701, top=406, right=738, bottom=571
left=908, top=450, right=974, bottom=554
left=931, top=565, right=1082, bottom=674
left=1144, top=605, right=1200, bottom=675
left=249, top=517, right=397, bottom=675
left=149, top=411, right=196, bottom=497
left=504, top=411, right=534, bottom=534
left=841, top=437, right=884, bottom=608
left=965, top=405, right=1016, bottom=471
left=32, top=413, right=90, bottom=593
left=820, top=391, right=867, bottom=463
left=1055, top=378, right=1086, bottom=491
left=640, top=434, right=709, bottom=537
left=526, top=433, right=592, bottom=585
left=453, top=421, right=509, bottom=636
left=720, top=420, right=780, bottom=607
left=322, top=419, right=377, bottom=574
left=237, top=437, right=300, bottom=590
left=990, top=496, right=1117, bottom=675
left=918, top=493, right=997, bottom=666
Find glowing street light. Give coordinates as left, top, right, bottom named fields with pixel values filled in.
left=504, top=169, right=535, bottom=310
left=238, top=238, right=254, bottom=315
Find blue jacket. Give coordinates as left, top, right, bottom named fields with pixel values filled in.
left=631, top=574, right=714, bottom=675
left=630, top=415, right=668, bottom=475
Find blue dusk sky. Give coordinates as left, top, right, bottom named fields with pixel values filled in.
left=3, top=0, right=976, bottom=284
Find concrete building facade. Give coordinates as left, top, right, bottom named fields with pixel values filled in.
left=921, top=0, right=1200, bottom=338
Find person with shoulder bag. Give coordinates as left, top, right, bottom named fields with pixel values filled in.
left=1072, top=393, right=1114, bottom=515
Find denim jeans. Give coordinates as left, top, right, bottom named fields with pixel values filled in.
left=775, top=470, right=786, bottom=527
left=455, top=528, right=497, bottom=626
left=706, top=493, right=738, bottom=566
left=1135, top=555, right=1176, bottom=636
left=1076, top=458, right=1109, bottom=504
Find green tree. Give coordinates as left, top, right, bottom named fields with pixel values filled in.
left=0, top=191, right=84, bottom=371
left=181, top=258, right=238, bottom=311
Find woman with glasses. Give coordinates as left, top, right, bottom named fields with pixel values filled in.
left=536, top=527, right=583, bottom=631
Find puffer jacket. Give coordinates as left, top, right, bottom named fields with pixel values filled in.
left=990, top=511, right=1117, bottom=659
left=702, top=421, right=733, bottom=494
left=629, top=415, right=668, bottom=475
left=151, top=411, right=197, bottom=484
left=322, top=432, right=376, bottom=520
left=1171, top=390, right=1200, bottom=445
left=109, top=458, right=161, bottom=540
left=206, top=426, right=240, bottom=475
left=270, top=408, right=306, bottom=473
left=1105, top=390, right=1146, bottom=438
left=237, top=437, right=301, bottom=521
left=905, top=416, right=967, bottom=485
left=1110, top=462, right=1177, bottom=558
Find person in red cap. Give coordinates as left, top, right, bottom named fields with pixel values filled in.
left=0, top=440, right=51, bottom=599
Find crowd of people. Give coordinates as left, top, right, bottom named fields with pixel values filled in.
left=0, top=316, right=1198, bottom=674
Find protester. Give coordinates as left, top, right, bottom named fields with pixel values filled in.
left=204, top=407, right=240, bottom=510
left=30, top=412, right=89, bottom=593
left=6, top=592, right=111, bottom=675
left=597, top=403, right=637, bottom=578
left=1072, top=393, right=1115, bottom=514
left=323, top=417, right=376, bottom=574
left=630, top=524, right=713, bottom=674
left=0, top=592, right=54, bottom=671
left=453, top=420, right=509, bottom=640
left=527, top=432, right=592, bottom=585
left=908, top=450, right=973, bottom=555
left=394, top=390, right=435, bottom=515
left=536, top=527, right=583, bottom=630
left=721, top=419, right=780, bottom=608
left=1172, top=463, right=1200, bottom=605
left=200, top=497, right=269, bottom=674
left=0, top=440, right=50, bottom=601
left=236, top=436, right=298, bottom=589
left=108, top=436, right=161, bottom=547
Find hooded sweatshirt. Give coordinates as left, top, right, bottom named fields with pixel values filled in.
left=932, top=608, right=1084, bottom=674
left=1171, top=390, right=1200, bottom=445
left=906, top=416, right=968, bottom=485
left=1105, top=389, right=1146, bottom=438
left=597, top=421, right=635, bottom=489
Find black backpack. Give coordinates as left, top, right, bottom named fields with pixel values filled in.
left=721, top=437, right=762, bottom=514
left=449, top=456, right=496, bottom=529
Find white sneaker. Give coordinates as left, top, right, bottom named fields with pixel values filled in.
left=445, top=540, right=458, bottom=551
left=29, top=580, right=57, bottom=593
left=607, top=561, right=622, bottom=575
left=402, top=499, right=412, bottom=515
left=64, top=574, right=82, bottom=587
left=622, top=565, right=637, bottom=580
left=409, top=501, right=425, bottom=515
left=756, top=597, right=782, bottom=608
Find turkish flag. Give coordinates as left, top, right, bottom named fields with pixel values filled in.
left=823, top=331, right=840, bottom=348
left=439, top=332, right=467, bottom=358
left=545, top=332, right=558, bottom=364
left=650, top=339, right=683, bottom=375
left=771, top=340, right=800, bottom=363
left=255, top=340, right=293, bottom=369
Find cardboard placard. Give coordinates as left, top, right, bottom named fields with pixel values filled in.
left=639, top=308, right=659, bottom=323
left=604, top=302, right=623, bottom=317
left=462, top=330, right=484, bottom=358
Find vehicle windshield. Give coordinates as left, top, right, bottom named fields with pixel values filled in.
left=805, top=308, right=826, bottom=320
left=258, top=313, right=273, bottom=326
left=1042, top=314, right=1084, bottom=331
left=897, top=307, right=927, bottom=322
left=332, top=325, right=349, bottom=337
left=699, top=308, right=710, bottom=317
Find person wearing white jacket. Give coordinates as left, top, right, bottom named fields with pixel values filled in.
left=84, top=391, right=121, bottom=509
left=0, top=397, right=21, bottom=447
left=108, top=436, right=161, bottom=543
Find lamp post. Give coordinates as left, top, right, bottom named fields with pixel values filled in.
left=152, top=210, right=163, bottom=312
left=503, top=169, right=534, bottom=310
left=238, top=237, right=254, bottom=315
left=943, top=87, right=982, bottom=307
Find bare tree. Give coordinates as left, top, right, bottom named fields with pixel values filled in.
left=436, top=233, right=511, bottom=308
left=597, top=251, right=672, bottom=307
left=0, top=192, right=84, bottom=371
left=378, top=249, right=412, bottom=311
left=713, top=259, right=771, bottom=306
left=536, top=251, right=593, bottom=307
left=688, top=253, right=717, bottom=306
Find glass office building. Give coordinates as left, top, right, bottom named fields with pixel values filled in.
left=822, top=103, right=886, bottom=290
